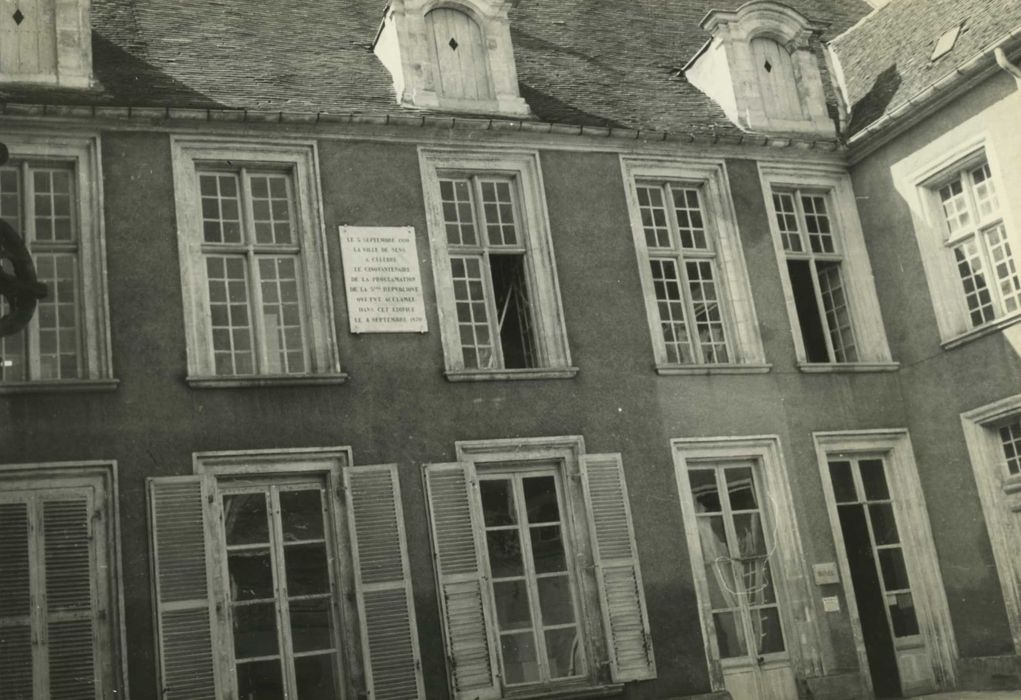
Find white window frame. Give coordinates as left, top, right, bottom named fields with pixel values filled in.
left=812, top=429, right=959, bottom=694
left=620, top=156, right=767, bottom=374
left=0, top=459, right=128, bottom=698
left=759, top=161, right=896, bottom=372
left=170, top=137, right=343, bottom=388
left=0, top=132, right=115, bottom=394
left=909, top=136, right=1021, bottom=347
left=960, top=395, right=1021, bottom=654
left=671, top=435, right=822, bottom=692
left=418, top=148, right=575, bottom=381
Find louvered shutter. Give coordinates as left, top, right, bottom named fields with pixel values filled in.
left=580, top=453, right=656, bottom=682
left=345, top=464, right=425, bottom=699
left=0, top=500, right=34, bottom=697
left=148, top=477, right=219, bottom=700
left=42, top=496, right=98, bottom=699
left=423, top=462, right=498, bottom=699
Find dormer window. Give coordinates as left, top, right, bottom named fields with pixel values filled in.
left=684, top=1, right=832, bottom=136
left=373, top=0, right=529, bottom=116
left=0, top=0, right=92, bottom=86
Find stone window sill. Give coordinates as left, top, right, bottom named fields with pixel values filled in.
left=0, top=378, right=120, bottom=395
left=797, top=362, right=900, bottom=374
left=655, top=363, right=772, bottom=376
left=941, top=312, right=1021, bottom=351
left=444, top=367, right=579, bottom=382
left=187, top=373, right=349, bottom=389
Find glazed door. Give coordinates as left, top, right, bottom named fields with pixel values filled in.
left=827, top=456, right=937, bottom=697
left=684, top=460, right=798, bottom=700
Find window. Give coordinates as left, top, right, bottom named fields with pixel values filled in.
left=0, top=462, right=125, bottom=698
left=148, top=451, right=425, bottom=699
left=427, top=8, right=494, bottom=102
left=934, top=160, right=1019, bottom=328
left=760, top=163, right=895, bottom=370
left=170, top=138, right=342, bottom=387
left=0, top=134, right=114, bottom=392
left=424, top=438, right=655, bottom=698
left=622, top=158, right=766, bottom=373
left=999, top=419, right=1021, bottom=477
left=0, top=0, right=91, bottom=86
left=750, top=37, right=803, bottom=122
left=420, top=149, right=574, bottom=380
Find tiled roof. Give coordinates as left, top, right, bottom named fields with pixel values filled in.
left=831, top=0, right=1021, bottom=136
left=0, top=0, right=870, bottom=135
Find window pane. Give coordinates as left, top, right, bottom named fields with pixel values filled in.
left=537, top=575, right=575, bottom=626
left=953, top=238, right=997, bottom=327
left=280, top=489, right=325, bottom=542
left=294, top=653, right=337, bottom=700
left=522, top=476, right=559, bottom=523
left=985, top=224, right=1021, bottom=315
left=34, top=253, right=81, bottom=379
left=725, top=467, right=757, bottom=510
left=480, top=479, right=517, bottom=527
left=999, top=420, right=1021, bottom=476
left=751, top=606, right=785, bottom=654
left=200, top=173, right=243, bottom=244
left=489, top=254, right=536, bottom=369
left=500, top=632, right=539, bottom=685
left=480, top=179, right=518, bottom=246
left=637, top=185, right=671, bottom=249
left=530, top=526, right=567, bottom=574
left=439, top=178, right=477, bottom=246
left=739, top=559, right=776, bottom=605
left=450, top=255, right=493, bottom=369
left=545, top=627, right=582, bottom=679
left=284, top=543, right=330, bottom=596
left=248, top=174, right=293, bottom=245
left=816, top=261, right=858, bottom=362
left=228, top=549, right=275, bottom=601
left=232, top=602, right=279, bottom=658
left=970, top=163, right=999, bottom=220
left=868, top=503, right=899, bottom=545
left=686, top=259, right=729, bottom=363
left=859, top=459, right=889, bottom=501
left=207, top=255, right=255, bottom=375
left=493, top=580, right=532, bottom=631
left=34, top=168, right=75, bottom=242
left=888, top=592, right=920, bottom=637
left=938, top=177, right=970, bottom=235
left=651, top=257, right=692, bottom=363
left=732, top=513, right=766, bottom=557
left=223, top=493, right=270, bottom=546
left=772, top=192, right=802, bottom=253
left=713, top=611, right=747, bottom=658
left=236, top=659, right=284, bottom=699
left=290, top=597, right=333, bottom=653
left=828, top=460, right=857, bottom=503
left=0, top=166, right=20, bottom=229
left=671, top=186, right=707, bottom=250
left=697, top=516, right=735, bottom=609
left=486, top=530, right=523, bottom=578
left=689, top=469, right=721, bottom=513
left=801, top=194, right=834, bottom=254
left=258, top=255, right=306, bottom=374
left=878, top=548, right=911, bottom=591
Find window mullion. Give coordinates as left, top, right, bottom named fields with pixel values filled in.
left=269, top=486, right=298, bottom=700
left=513, top=475, right=551, bottom=683
left=240, top=170, right=270, bottom=373
left=22, top=163, right=42, bottom=380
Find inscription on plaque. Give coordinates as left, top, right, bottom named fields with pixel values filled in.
left=339, top=226, right=428, bottom=333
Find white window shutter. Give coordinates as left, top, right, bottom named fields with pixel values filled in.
left=344, top=464, right=425, bottom=700
left=148, top=476, right=219, bottom=700
left=580, top=453, right=657, bottom=682
left=423, top=462, right=498, bottom=699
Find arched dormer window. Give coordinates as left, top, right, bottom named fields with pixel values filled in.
left=426, top=7, right=495, bottom=101
left=372, top=0, right=529, bottom=115
left=0, top=0, right=92, bottom=86
left=750, top=36, right=804, bottom=121
left=683, top=0, right=831, bottom=135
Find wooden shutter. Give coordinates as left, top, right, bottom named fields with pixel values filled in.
left=0, top=500, right=34, bottom=697
left=423, top=462, right=498, bottom=698
left=427, top=8, right=494, bottom=100
left=148, top=476, right=219, bottom=700
left=345, top=464, right=425, bottom=700
left=580, top=453, right=656, bottom=682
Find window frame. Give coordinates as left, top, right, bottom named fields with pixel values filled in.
left=419, top=148, right=575, bottom=381
left=170, top=137, right=343, bottom=388
left=621, top=156, right=767, bottom=374
left=0, top=460, right=127, bottom=698
left=0, top=132, right=115, bottom=394
left=910, top=138, right=1021, bottom=347
left=759, top=161, right=897, bottom=371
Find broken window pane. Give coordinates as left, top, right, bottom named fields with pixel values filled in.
left=787, top=259, right=830, bottom=362
left=490, top=254, right=536, bottom=369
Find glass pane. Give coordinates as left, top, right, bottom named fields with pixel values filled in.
left=689, top=469, right=721, bottom=513
left=500, top=632, right=539, bottom=685
left=537, top=575, right=575, bottom=626
left=294, top=653, right=337, bottom=700
left=828, top=461, right=857, bottom=503
left=280, top=490, right=325, bottom=542
left=232, top=602, right=279, bottom=659
left=228, top=550, right=274, bottom=601
left=545, top=627, right=582, bottom=679
left=739, top=559, right=776, bottom=606
left=860, top=459, right=890, bottom=501
left=522, top=476, right=559, bottom=523
left=493, top=580, right=532, bottom=631
left=713, top=611, right=747, bottom=658
left=290, top=597, right=333, bottom=653
left=732, top=513, right=766, bottom=557
left=888, top=592, right=920, bottom=637
left=697, top=516, right=734, bottom=609
left=751, top=606, right=785, bottom=654
left=486, top=530, right=523, bottom=578
left=725, top=467, right=757, bottom=510
left=878, top=548, right=911, bottom=591
left=285, top=543, right=330, bottom=596
left=530, top=526, right=567, bottom=574
left=223, top=493, right=270, bottom=545
left=868, top=503, right=899, bottom=546
left=236, top=659, right=284, bottom=700
left=479, top=479, right=517, bottom=527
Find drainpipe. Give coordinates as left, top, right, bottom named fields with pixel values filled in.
left=994, top=46, right=1021, bottom=85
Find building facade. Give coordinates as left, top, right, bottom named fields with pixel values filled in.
left=0, top=1, right=1018, bottom=699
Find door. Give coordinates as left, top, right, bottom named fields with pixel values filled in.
left=827, top=455, right=938, bottom=697
left=683, top=460, right=798, bottom=700
left=0, top=480, right=116, bottom=699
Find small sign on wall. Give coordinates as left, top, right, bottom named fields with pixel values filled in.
left=822, top=595, right=841, bottom=613
left=813, top=562, right=840, bottom=585
left=339, top=226, right=428, bottom=334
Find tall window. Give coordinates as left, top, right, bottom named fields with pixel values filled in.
left=171, top=139, right=341, bottom=385
left=935, top=160, right=1020, bottom=328
left=771, top=188, right=858, bottom=363
left=635, top=181, right=730, bottom=364
left=421, top=150, right=573, bottom=380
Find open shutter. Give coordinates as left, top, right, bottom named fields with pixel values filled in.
left=580, top=453, right=656, bottom=682
left=345, top=464, right=425, bottom=700
left=148, top=476, right=219, bottom=700
left=423, top=462, right=498, bottom=699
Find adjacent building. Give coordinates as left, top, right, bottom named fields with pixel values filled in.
left=0, top=0, right=1018, bottom=699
